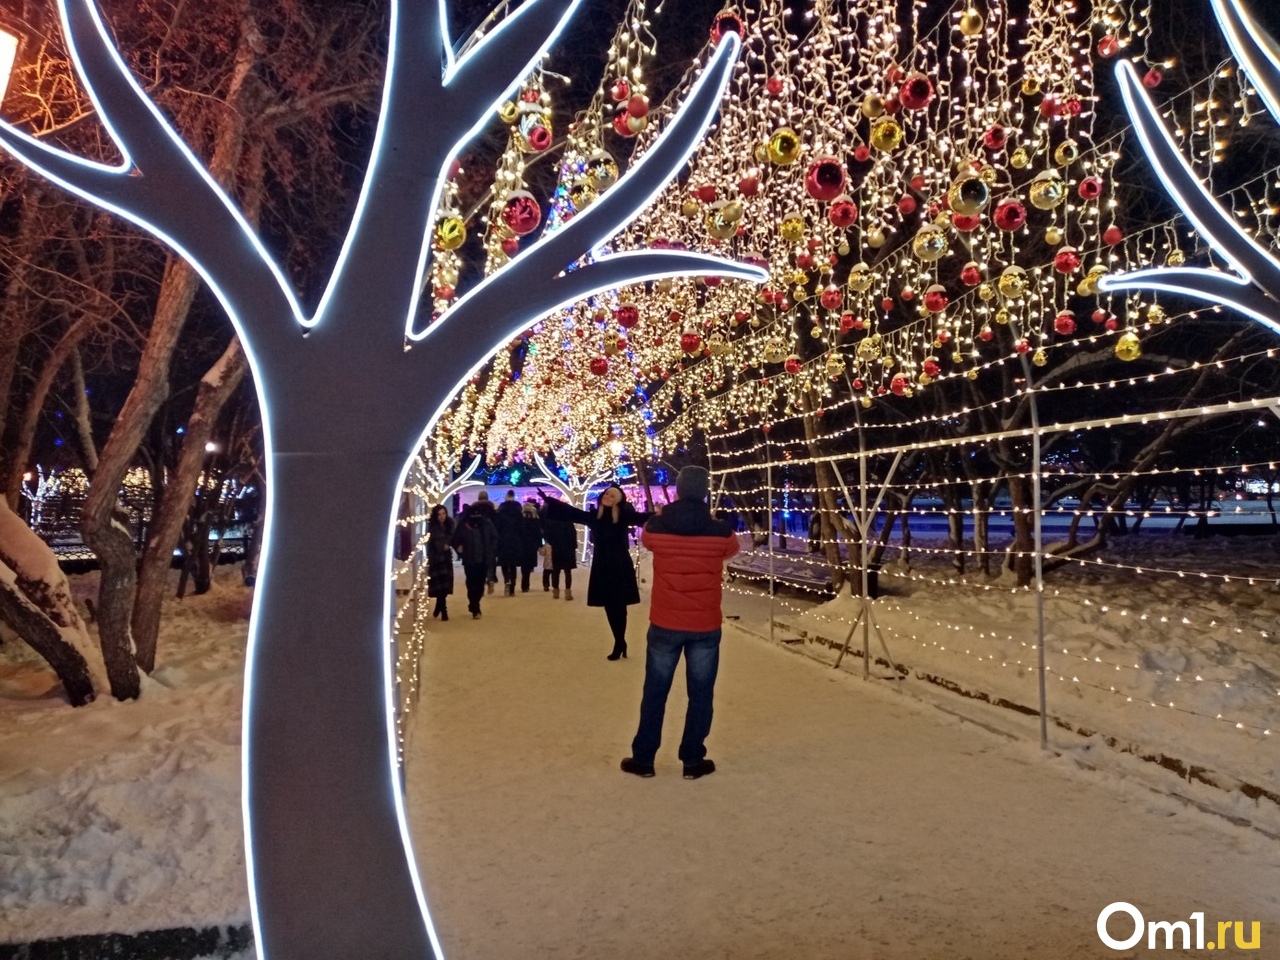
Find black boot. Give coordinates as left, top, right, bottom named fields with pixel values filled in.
left=606, top=640, right=627, bottom=661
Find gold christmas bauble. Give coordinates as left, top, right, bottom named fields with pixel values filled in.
left=867, top=228, right=887, bottom=249
left=498, top=101, right=519, bottom=124
left=1045, top=225, right=1064, bottom=246
left=848, top=262, right=876, bottom=292
left=1010, top=147, right=1031, bottom=169
left=705, top=203, right=738, bottom=240
left=1031, top=347, right=1048, bottom=367
left=763, top=337, right=788, bottom=363
left=682, top=199, right=701, bottom=218
left=1021, top=77, right=1042, bottom=96
left=1166, top=249, right=1186, bottom=267
left=825, top=353, right=847, bottom=377
left=995, top=308, right=1011, bottom=325
left=947, top=174, right=991, bottom=216
left=861, top=94, right=886, bottom=119
left=959, top=8, right=984, bottom=36
left=435, top=216, right=467, bottom=251
left=856, top=335, right=883, bottom=362
left=997, top=265, right=1028, bottom=299
left=978, top=282, right=996, bottom=301
left=1148, top=304, right=1167, bottom=325
left=966, top=367, right=979, bottom=380
left=870, top=118, right=903, bottom=152
left=586, top=150, right=620, bottom=190
left=980, top=165, right=998, bottom=184
left=1054, top=140, right=1080, bottom=166
left=1115, top=331, right=1142, bottom=361
left=768, top=127, right=802, bottom=165
left=912, top=224, right=951, bottom=262
left=861, top=396, right=874, bottom=408
left=780, top=212, right=806, bottom=243
left=1029, top=171, right=1067, bottom=210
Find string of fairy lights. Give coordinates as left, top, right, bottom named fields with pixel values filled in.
left=391, top=0, right=1280, bottom=764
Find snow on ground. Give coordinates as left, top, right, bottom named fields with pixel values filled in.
left=729, top=529, right=1280, bottom=834
left=0, top=572, right=250, bottom=942
left=1, top=548, right=1278, bottom=955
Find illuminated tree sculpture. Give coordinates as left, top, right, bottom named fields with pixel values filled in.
left=1099, top=0, right=1280, bottom=334
left=0, top=1, right=765, bottom=957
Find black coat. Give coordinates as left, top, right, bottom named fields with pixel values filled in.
left=518, top=514, right=543, bottom=567
left=542, top=497, right=650, bottom=607
left=494, top=500, right=524, bottom=565
left=451, top=512, right=498, bottom=569
left=426, top=517, right=455, bottom=598
left=541, top=514, right=578, bottom=570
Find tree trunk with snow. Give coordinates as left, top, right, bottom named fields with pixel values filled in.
left=0, top=498, right=106, bottom=705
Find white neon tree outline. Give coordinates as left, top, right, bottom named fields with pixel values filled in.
left=1098, top=0, right=1280, bottom=336
left=0, top=3, right=766, bottom=958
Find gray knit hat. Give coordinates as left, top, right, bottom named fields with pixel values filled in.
left=676, top=466, right=710, bottom=502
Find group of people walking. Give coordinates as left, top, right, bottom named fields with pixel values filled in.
left=425, top=490, right=578, bottom=620
left=422, top=467, right=741, bottom=779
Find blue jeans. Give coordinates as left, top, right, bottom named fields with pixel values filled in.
left=630, top=625, right=721, bottom=766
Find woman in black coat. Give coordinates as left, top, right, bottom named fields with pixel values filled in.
left=540, top=485, right=650, bottom=660
left=517, top=501, right=544, bottom=592
left=426, top=504, right=455, bottom=621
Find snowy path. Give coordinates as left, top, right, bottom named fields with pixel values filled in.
left=405, top=574, right=1280, bottom=959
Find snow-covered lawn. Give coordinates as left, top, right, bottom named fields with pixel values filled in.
left=1, top=547, right=1278, bottom=955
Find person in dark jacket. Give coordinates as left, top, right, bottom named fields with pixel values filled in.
left=425, top=504, right=455, bottom=621
left=472, top=490, right=498, bottom=594
left=517, top=500, right=543, bottom=592
left=493, top=491, right=524, bottom=595
left=451, top=502, right=499, bottom=618
left=621, top=465, right=739, bottom=780
left=540, top=485, right=650, bottom=660
left=540, top=501, right=578, bottom=598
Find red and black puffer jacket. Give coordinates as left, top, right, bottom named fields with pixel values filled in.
left=641, top=499, right=740, bottom=632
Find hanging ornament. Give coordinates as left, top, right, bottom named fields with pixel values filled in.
left=993, top=198, right=1027, bottom=231
left=1031, top=347, right=1048, bottom=367
left=870, top=118, right=903, bottom=152
left=738, top=171, right=760, bottom=197
left=435, top=215, right=467, bottom=250
left=586, top=150, right=620, bottom=190
left=707, top=331, right=731, bottom=356
left=763, top=337, right=788, bottom=363
left=805, top=156, right=848, bottom=201
left=825, top=353, right=847, bottom=378
left=890, top=373, right=910, bottom=396
left=615, top=303, right=640, bottom=329
left=1054, top=140, right=1080, bottom=166
left=1098, top=36, right=1121, bottom=58
left=947, top=174, right=991, bottom=216
left=1029, top=171, right=1067, bottom=210
left=867, top=228, right=886, bottom=248
left=923, top=284, right=949, bottom=313
left=780, top=212, right=806, bottom=243
left=959, top=8, right=984, bottom=36
left=603, top=331, right=621, bottom=356
left=1103, top=224, right=1124, bottom=245
left=589, top=356, right=609, bottom=376
left=828, top=195, right=859, bottom=228
left=516, top=98, right=553, bottom=153
left=1053, top=247, right=1082, bottom=274
left=997, top=265, right=1028, bottom=298
left=1045, top=225, right=1064, bottom=245
left=983, top=125, right=1007, bottom=151
left=767, top=127, right=802, bottom=165
left=979, top=323, right=994, bottom=341
left=783, top=354, right=803, bottom=375
left=705, top=202, right=739, bottom=240
left=1078, top=176, right=1104, bottom=200
left=711, top=10, right=745, bottom=42
left=922, top=356, right=942, bottom=377
left=680, top=331, right=703, bottom=354
left=952, top=213, right=981, bottom=232
left=856, top=335, right=883, bottom=362
left=1009, top=147, right=1030, bottom=169
left=1115, top=331, right=1142, bottom=361
left=501, top=190, right=542, bottom=236
left=848, top=263, right=876, bottom=292
left=1054, top=311, right=1077, bottom=335
left=899, top=74, right=935, bottom=111
left=912, top=224, right=950, bottom=261
left=820, top=285, right=844, bottom=310
left=960, top=261, right=983, bottom=286
left=861, top=93, right=886, bottom=119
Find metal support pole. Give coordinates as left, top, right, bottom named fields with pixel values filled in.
left=766, top=436, right=775, bottom=644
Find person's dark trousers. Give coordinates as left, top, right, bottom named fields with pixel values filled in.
left=463, top=564, right=487, bottom=614
left=551, top=569, right=572, bottom=589
left=500, top=560, right=517, bottom=593
left=604, top=603, right=628, bottom=656
left=432, top=595, right=448, bottom=618
left=542, top=568, right=552, bottom=590
left=520, top=564, right=535, bottom=592
left=630, top=625, right=722, bottom=765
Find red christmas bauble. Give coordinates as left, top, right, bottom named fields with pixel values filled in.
left=590, top=356, right=609, bottom=376
left=960, top=262, right=983, bottom=286
left=680, top=332, right=703, bottom=354
left=805, top=156, right=848, bottom=201
left=1143, top=68, right=1163, bottom=89
left=738, top=174, right=760, bottom=197
left=1104, top=317, right=1119, bottom=331
left=820, top=285, right=844, bottom=310
left=502, top=191, right=542, bottom=236
left=993, top=199, right=1027, bottom=231
left=612, top=111, right=637, bottom=138
left=854, top=145, right=872, bottom=162
left=898, top=195, right=918, bottom=215
left=615, top=304, right=640, bottom=329
left=922, top=358, right=941, bottom=377
left=1078, top=176, right=1104, bottom=201
left=696, top=183, right=718, bottom=203
left=796, top=253, right=815, bottom=271
left=1053, top=247, right=1082, bottom=274
left=766, top=76, right=784, bottom=96
left=627, top=94, right=650, bottom=118
left=501, top=236, right=520, bottom=257
left=952, top=213, right=981, bottom=232
left=1103, top=224, right=1124, bottom=245
left=901, top=287, right=915, bottom=301
left=983, top=125, right=1007, bottom=150
left=610, top=79, right=630, bottom=102
left=881, top=297, right=895, bottom=311
left=828, top=196, right=859, bottom=228
left=899, top=74, right=935, bottom=110
left=1092, top=309, right=1109, bottom=324
left=979, top=324, right=994, bottom=342
left=910, top=174, right=927, bottom=193
left=923, top=285, right=949, bottom=313
left=1098, top=36, right=1120, bottom=58
left=839, top=313, right=858, bottom=334
left=784, top=355, right=802, bottom=375
left=1054, top=311, right=1077, bottom=335
left=1015, top=338, right=1031, bottom=354
left=890, top=373, right=909, bottom=395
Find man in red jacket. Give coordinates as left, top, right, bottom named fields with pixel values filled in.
left=621, top=465, right=739, bottom=780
